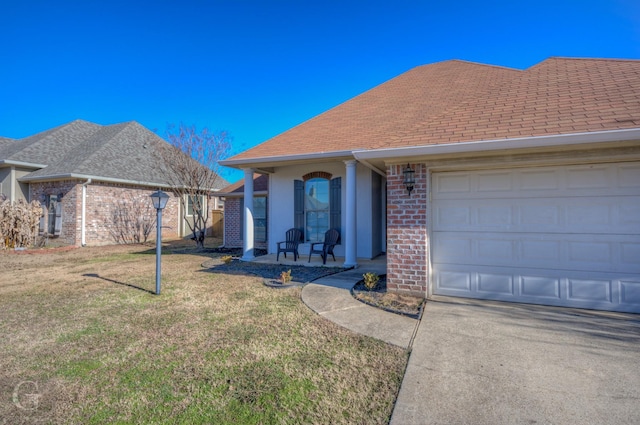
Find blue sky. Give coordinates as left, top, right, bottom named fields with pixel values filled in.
left=2, top=0, right=639, bottom=183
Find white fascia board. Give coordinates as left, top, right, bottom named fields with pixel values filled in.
left=0, top=160, right=47, bottom=168
left=19, top=173, right=174, bottom=189
left=220, top=150, right=354, bottom=168
left=353, top=129, right=640, bottom=161
left=220, top=191, right=268, bottom=198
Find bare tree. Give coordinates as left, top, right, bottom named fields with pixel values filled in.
left=106, top=196, right=156, bottom=244
left=159, top=123, right=230, bottom=250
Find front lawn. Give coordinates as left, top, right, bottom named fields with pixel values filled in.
left=0, top=240, right=407, bottom=424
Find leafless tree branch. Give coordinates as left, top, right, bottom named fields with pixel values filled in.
left=158, top=123, right=230, bottom=249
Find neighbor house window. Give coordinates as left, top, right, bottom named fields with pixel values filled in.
left=186, top=195, right=206, bottom=216
left=240, top=196, right=267, bottom=243
left=39, top=194, right=62, bottom=236
left=294, top=174, right=341, bottom=243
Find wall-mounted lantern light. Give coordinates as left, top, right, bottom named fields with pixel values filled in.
left=403, top=163, right=416, bottom=197
left=150, top=190, right=169, bottom=295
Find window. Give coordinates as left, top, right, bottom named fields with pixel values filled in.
left=186, top=195, right=206, bottom=216
left=304, top=178, right=329, bottom=242
left=294, top=175, right=341, bottom=243
left=240, top=196, right=267, bottom=243
left=39, top=194, right=62, bottom=236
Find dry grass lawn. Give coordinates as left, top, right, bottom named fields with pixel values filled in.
left=0, top=239, right=408, bottom=424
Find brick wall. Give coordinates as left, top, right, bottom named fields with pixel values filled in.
left=86, top=183, right=180, bottom=245
left=223, top=196, right=267, bottom=249
left=224, top=197, right=242, bottom=247
left=30, top=180, right=181, bottom=246
left=386, top=163, right=428, bottom=297
left=30, top=180, right=81, bottom=245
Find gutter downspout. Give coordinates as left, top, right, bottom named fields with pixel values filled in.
left=81, top=179, right=92, bottom=246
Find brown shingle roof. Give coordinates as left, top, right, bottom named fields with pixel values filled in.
left=231, top=60, right=522, bottom=160
left=228, top=57, right=640, bottom=162
left=393, top=57, right=640, bottom=147
left=218, top=173, right=268, bottom=195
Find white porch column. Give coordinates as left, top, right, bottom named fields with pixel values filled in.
left=344, top=160, right=358, bottom=268
left=242, top=168, right=255, bottom=261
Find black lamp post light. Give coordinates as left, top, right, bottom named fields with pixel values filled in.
left=150, top=190, right=169, bottom=295
left=403, top=163, right=416, bottom=197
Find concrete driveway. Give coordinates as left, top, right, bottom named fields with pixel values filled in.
left=391, top=296, right=640, bottom=425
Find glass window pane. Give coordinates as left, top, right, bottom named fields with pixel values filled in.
left=305, top=179, right=329, bottom=211
left=304, top=178, right=330, bottom=242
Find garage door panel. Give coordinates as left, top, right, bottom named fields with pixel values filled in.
left=621, top=243, right=640, bottom=267
left=620, top=280, right=640, bottom=305
left=566, top=166, right=612, bottom=190
left=434, top=232, right=636, bottom=273
left=434, top=267, right=637, bottom=312
left=436, top=174, right=471, bottom=194
left=436, top=206, right=471, bottom=226
left=432, top=162, right=640, bottom=313
left=477, top=205, right=513, bottom=226
left=568, top=241, right=612, bottom=264
left=521, top=240, right=561, bottom=262
left=478, top=273, right=514, bottom=295
left=620, top=202, right=640, bottom=225
left=619, top=163, right=640, bottom=187
left=520, top=204, right=560, bottom=226
left=433, top=163, right=640, bottom=199
left=568, top=279, right=612, bottom=303
left=435, top=197, right=635, bottom=234
left=477, top=172, right=513, bottom=191
left=520, top=276, right=561, bottom=299
left=437, top=270, right=472, bottom=292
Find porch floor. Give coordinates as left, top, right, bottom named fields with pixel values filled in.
left=248, top=252, right=387, bottom=274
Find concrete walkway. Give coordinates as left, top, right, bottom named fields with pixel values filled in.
left=300, top=261, right=419, bottom=349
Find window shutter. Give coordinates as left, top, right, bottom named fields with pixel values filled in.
left=39, top=199, right=47, bottom=235
left=330, top=177, right=341, bottom=242
left=294, top=180, right=304, bottom=240
left=54, top=198, right=62, bottom=236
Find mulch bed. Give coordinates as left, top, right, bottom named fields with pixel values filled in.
left=204, top=259, right=344, bottom=284
left=202, top=249, right=424, bottom=318
left=352, top=276, right=425, bottom=319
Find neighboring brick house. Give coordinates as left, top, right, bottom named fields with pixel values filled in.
left=0, top=119, right=227, bottom=246
left=221, top=57, right=640, bottom=314
left=218, top=173, right=269, bottom=249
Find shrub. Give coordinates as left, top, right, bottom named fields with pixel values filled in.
left=0, top=199, right=43, bottom=249
left=363, top=272, right=380, bottom=291
left=280, top=269, right=292, bottom=284
left=106, top=196, right=155, bottom=244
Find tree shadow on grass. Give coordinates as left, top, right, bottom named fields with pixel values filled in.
left=82, top=273, right=156, bottom=295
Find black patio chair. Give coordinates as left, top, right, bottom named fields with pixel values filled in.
left=276, top=228, right=303, bottom=261
left=308, top=228, right=340, bottom=264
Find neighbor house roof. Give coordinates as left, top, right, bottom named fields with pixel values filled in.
left=225, top=57, right=640, bottom=165
left=218, top=173, right=269, bottom=197
left=0, top=120, right=229, bottom=190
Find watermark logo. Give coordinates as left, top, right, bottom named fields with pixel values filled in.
left=12, top=381, right=40, bottom=411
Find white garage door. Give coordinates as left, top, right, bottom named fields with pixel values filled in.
left=432, top=162, right=640, bottom=313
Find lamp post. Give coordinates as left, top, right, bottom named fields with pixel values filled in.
left=150, top=190, right=169, bottom=295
